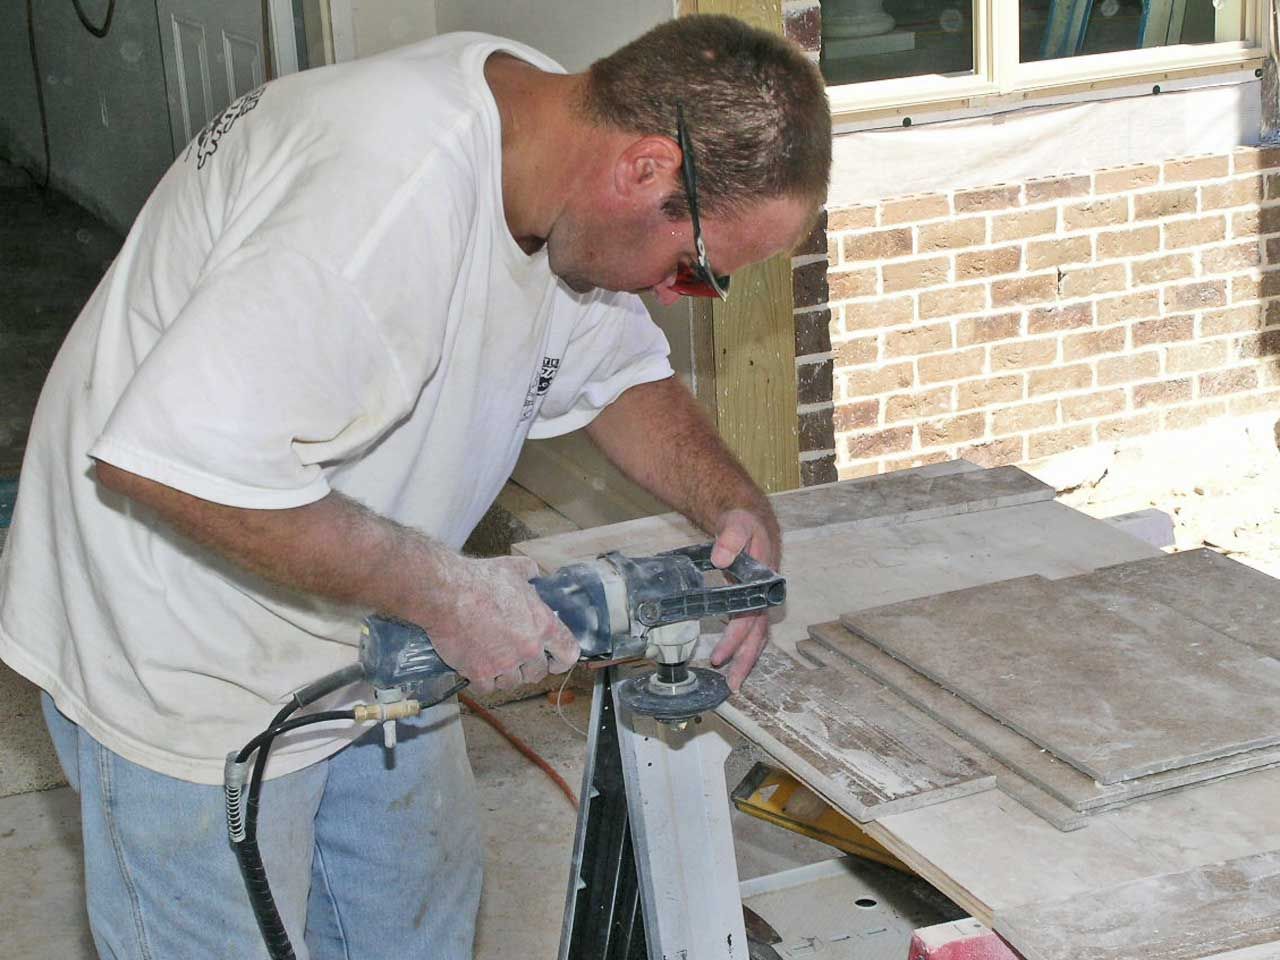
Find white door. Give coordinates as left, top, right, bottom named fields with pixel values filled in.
left=157, top=0, right=287, bottom=156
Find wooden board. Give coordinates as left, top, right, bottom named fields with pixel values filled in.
left=1080, top=549, right=1280, bottom=661
left=841, top=575, right=1280, bottom=784
left=513, top=461, right=1047, bottom=569
left=686, top=0, right=797, bottom=494
left=515, top=464, right=1153, bottom=666
left=809, top=621, right=1280, bottom=813
left=870, top=763, right=1280, bottom=922
left=721, top=646, right=995, bottom=820
left=995, top=851, right=1280, bottom=960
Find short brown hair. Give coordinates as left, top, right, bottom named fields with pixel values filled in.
left=581, top=15, right=832, bottom=221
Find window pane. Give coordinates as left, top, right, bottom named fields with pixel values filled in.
left=819, top=0, right=975, bottom=85
left=1021, top=0, right=1246, bottom=62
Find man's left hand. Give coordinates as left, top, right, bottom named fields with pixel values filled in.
left=708, top=507, right=781, bottom=691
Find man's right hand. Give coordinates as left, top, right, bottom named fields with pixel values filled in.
left=426, top=554, right=579, bottom=694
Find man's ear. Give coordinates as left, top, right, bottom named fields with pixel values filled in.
left=612, top=135, right=682, bottom=204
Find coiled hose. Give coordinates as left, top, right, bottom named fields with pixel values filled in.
left=224, top=664, right=466, bottom=960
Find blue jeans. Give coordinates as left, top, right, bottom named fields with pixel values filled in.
left=42, top=692, right=483, bottom=960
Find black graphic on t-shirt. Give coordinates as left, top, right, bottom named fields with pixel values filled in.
left=185, top=85, right=265, bottom=170
left=520, top=356, right=562, bottom=421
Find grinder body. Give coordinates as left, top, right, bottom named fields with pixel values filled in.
left=360, top=543, right=785, bottom=723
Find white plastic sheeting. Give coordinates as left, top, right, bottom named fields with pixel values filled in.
left=830, top=79, right=1264, bottom=204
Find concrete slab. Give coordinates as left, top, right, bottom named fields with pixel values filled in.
left=842, top=575, right=1280, bottom=784
left=0, top=787, right=94, bottom=958
left=0, top=665, right=65, bottom=798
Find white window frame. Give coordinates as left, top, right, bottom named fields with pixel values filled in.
left=827, top=0, right=1272, bottom=124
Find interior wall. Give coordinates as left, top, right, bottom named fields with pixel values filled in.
left=0, top=2, right=174, bottom=234
left=435, top=0, right=677, bottom=70
left=348, top=0, right=438, bottom=58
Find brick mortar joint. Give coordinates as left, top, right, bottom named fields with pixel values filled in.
left=825, top=172, right=1280, bottom=228
left=792, top=253, right=829, bottom=268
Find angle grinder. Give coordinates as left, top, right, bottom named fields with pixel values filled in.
left=361, top=542, right=787, bottom=726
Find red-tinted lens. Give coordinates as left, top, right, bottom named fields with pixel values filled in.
left=671, top=262, right=730, bottom=299
left=670, top=262, right=720, bottom=298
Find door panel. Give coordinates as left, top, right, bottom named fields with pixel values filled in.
left=169, top=17, right=215, bottom=150
left=158, top=0, right=267, bottom=156
left=223, top=31, right=266, bottom=102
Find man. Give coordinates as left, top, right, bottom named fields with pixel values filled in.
left=0, top=14, right=830, bottom=959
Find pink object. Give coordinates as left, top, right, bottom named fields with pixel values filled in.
left=909, top=919, right=1023, bottom=960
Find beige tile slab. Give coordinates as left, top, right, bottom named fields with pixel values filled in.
left=810, top=622, right=1280, bottom=812
left=842, top=575, right=1280, bottom=783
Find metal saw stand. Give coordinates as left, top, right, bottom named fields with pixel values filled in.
left=558, top=666, right=748, bottom=960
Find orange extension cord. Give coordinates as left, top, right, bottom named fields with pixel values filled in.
left=460, top=694, right=579, bottom=810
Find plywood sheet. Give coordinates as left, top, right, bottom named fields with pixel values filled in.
left=512, top=461, right=1049, bottom=569
left=995, top=851, right=1280, bottom=960
left=842, top=575, right=1280, bottom=783
left=517, top=498, right=1157, bottom=664
left=719, top=646, right=995, bottom=821
left=1078, top=549, right=1280, bottom=660
left=810, top=622, right=1280, bottom=813
left=870, top=763, right=1280, bottom=921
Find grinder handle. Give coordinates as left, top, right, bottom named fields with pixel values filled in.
left=662, top=542, right=780, bottom=583
left=629, top=543, right=786, bottom=628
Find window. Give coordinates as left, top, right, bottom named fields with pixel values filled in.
left=1022, top=0, right=1244, bottom=62
left=822, top=0, right=976, bottom=85
left=819, top=0, right=1267, bottom=118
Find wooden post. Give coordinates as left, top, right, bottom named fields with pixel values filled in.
left=682, top=0, right=802, bottom=494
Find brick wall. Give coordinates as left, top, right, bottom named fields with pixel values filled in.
left=805, top=145, right=1280, bottom=480
left=783, top=0, right=835, bottom=486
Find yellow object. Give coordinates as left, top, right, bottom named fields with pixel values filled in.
left=731, top=763, right=914, bottom=875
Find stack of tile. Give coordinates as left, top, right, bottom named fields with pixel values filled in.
left=806, top=548, right=1280, bottom=831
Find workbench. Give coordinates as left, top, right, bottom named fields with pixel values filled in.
left=517, top=461, right=1280, bottom=960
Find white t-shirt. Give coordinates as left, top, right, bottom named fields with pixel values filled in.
left=0, top=34, right=673, bottom=784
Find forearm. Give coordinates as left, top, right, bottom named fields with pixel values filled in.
left=94, top=460, right=451, bottom=627
left=584, top=376, right=776, bottom=538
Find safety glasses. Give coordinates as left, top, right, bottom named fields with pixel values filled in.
left=670, top=103, right=730, bottom=301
